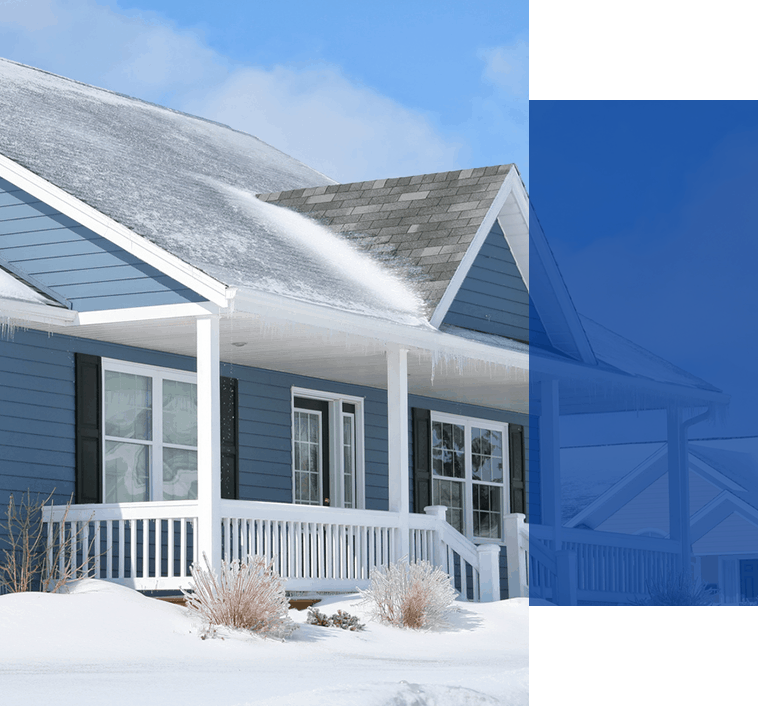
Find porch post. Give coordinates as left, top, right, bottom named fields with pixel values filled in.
left=504, top=512, right=528, bottom=598
left=387, top=345, right=410, bottom=562
left=667, top=406, right=690, bottom=574
left=197, top=315, right=221, bottom=573
left=540, top=378, right=562, bottom=550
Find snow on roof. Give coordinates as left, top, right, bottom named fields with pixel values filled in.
left=0, top=267, right=55, bottom=306
left=0, top=59, right=427, bottom=324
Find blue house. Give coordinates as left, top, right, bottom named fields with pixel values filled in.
left=0, top=59, right=731, bottom=605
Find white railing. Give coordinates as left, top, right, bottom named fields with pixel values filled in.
left=529, top=524, right=680, bottom=604
left=42, top=501, right=199, bottom=591
left=43, top=500, right=510, bottom=600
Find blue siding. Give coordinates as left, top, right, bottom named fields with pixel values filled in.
left=0, top=178, right=206, bottom=311
left=0, top=329, right=390, bottom=523
left=443, top=221, right=550, bottom=345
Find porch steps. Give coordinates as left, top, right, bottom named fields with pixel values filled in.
left=150, top=594, right=324, bottom=611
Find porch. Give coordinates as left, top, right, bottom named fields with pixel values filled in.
left=42, top=500, right=529, bottom=602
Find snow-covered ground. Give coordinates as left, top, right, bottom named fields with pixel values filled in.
left=0, top=580, right=528, bottom=705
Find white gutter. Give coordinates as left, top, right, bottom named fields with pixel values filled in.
left=0, top=298, right=77, bottom=326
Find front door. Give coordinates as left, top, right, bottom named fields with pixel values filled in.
left=293, top=397, right=330, bottom=506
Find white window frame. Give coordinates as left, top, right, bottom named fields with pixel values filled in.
left=102, top=358, right=197, bottom=502
left=430, top=411, right=509, bottom=544
left=291, top=387, right=365, bottom=509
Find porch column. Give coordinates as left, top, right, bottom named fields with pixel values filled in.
left=667, top=407, right=690, bottom=573
left=197, top=315, right=221, bottom=572
left=387, top=345, right=410, bottom=562
left=540, top=377, right=562, bottom=550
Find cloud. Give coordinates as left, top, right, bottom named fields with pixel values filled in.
left=0, top=0, right=461, bottom=182
left=478, top=40, right=528, bottom=98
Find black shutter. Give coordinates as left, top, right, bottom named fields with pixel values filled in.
left=75, top=353, right=102, bottom=504
left=412, top=408, right=432, bottom=512
left=509, top=423, right=526, bottom=516
left=220, top=376, right=239, bottom=500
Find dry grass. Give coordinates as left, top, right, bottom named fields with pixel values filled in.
left=183, top=554, right=297, bottom=639
left=360, top=559, right=457, bottom=629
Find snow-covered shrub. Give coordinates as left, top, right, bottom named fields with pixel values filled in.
left=630, top=571, right=717, bottom=606
left=183, top=554, right=297, bottom=639
left=360, top=559, right=457, bottom=629
left=306, top=606, right=365, bottom=631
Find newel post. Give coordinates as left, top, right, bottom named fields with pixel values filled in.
left=477, top=544, right=502, bottom=602
left=504, top=512, right=528, bottom=598
left=424, top=505, right=448, bottom=569
left=197, top=315, right=221, bottom=573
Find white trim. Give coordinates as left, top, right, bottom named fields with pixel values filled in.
left=0, top=297, right=77, bottom=326
left=291, top=387, right=366, bottom=510
left=75, top=302, right=220, bottom=326
left=430, top=168, right=520, bottom=328
left=0, top=153, right=233, bottom=308
left=430, top=410, right=509, bottom=543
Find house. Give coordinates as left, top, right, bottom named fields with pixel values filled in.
left=0, top=58, right=531, bottom=601
left=0, top=58, right=732, bottom=606
left=562, top=438, right=758, bottom=604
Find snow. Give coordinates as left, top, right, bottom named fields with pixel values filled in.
left=0, top=580, right=528, bottom=705
left=0, top=268, right=51, bottom=305
left=0, top=59, right=429, bottom=325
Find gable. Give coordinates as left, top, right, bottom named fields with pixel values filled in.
left=441, top=220, right=547, bottom=343
left=0, top=178, right=206, bottom=312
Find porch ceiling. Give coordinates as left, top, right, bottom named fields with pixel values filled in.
left=39, top=309, right=529, bottom=414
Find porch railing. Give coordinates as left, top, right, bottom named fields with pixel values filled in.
left=42, top=501, right=513, bottom=600
left=529, top=524, right=680, bottom=604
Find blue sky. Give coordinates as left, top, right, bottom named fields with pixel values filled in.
left=0, top=0, right=528, bottom=183
left=3, top=2, right=751, bottom=444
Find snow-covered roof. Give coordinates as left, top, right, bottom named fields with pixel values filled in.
left=0, top=267, right=56, bottom=306
left=0, top=58, right=429, bottom=325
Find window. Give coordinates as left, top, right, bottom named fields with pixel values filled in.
left=431, top=412, right=507, bottom=540
left=103, top=359, right=198, bottom=503
left=292, top=389, right=364, bottom=508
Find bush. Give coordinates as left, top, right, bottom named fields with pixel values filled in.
left=359, top=559, right=457, bottom=629
left=306, top=607, right=365, bottom=631
left=0, top=491, right=93, bottom=594
left=183, top=554, right=297, bottom=639
left=630, top=570, right=717, bottom=606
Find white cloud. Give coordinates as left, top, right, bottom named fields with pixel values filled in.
left=479, top=40, right=528, bottom=98
left=0, top=0, right=462, bottom=182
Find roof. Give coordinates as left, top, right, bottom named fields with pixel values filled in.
left=0, top=59, right=442, bottom=325
left=257, top=165, right=513, bottom=313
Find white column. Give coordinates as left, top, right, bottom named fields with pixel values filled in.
left=425, top=505, right=448, bottom=568
left=539, top=377, right=562, bottom=549
left=197, top=315, right=221, bottom=572
left=667, top=407, right=690, bottom=573
left=387, top=346, right=409, bottom=562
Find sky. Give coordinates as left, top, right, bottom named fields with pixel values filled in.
left=1, top=2, right=753, bottom=443
left=0, top=0, right=528, bottom=184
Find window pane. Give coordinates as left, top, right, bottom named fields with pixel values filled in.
left=473, top=483, right=502, bottom=539
left=432, top=421, right=465, bottom=478
left=343, top=415, right=354, bottom=509
left=104, top=372, right=152, bottom=440
left=472, top=427, right=503, bottom=483
left=294, top=410, right=321, bottom=505
left=104, top=440, right=149, bottom=503
left=433, top=478, right=464, bottom=533
left=163, top=379, right=197, bottom=446
left=163, top=448, right=197, bottom=501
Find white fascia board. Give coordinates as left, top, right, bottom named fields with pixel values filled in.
left=430, top=167, right=520, bottom=328
left=0, top=297, right=77, bottom=326
left=690, top=492, right=758, bottom=542
left=75, top=302, right=220, bottom=326
left=566, top=445, right=667, bottom=528
left=689, top=456, right=746, bottom=494
left=0, top=154, right=232, bottom=308
left=233, top=288, right=529, bottom=370
left=500, top=176, right=530, bottom=290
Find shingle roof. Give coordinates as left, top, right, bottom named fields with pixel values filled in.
left=257, top=165, right=513, bottom=313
